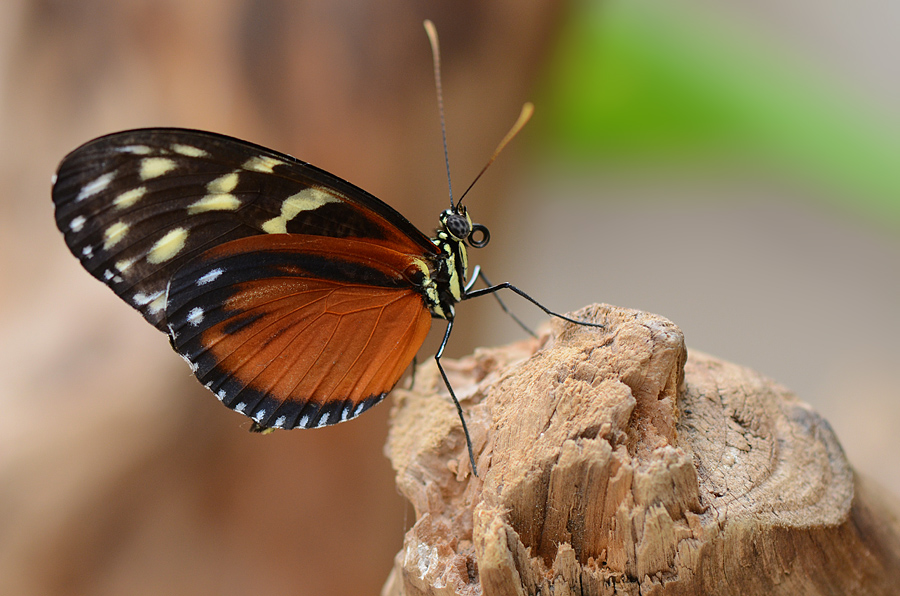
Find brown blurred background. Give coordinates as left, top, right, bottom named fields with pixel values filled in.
left=1, top=0, right=898, bottom=595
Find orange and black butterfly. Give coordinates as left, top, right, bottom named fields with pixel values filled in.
left=51, top=25, right=598, bottom=474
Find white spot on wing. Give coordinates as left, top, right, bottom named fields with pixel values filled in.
left=261, top=188, right=340, bottom=234
left=216, top=390, right=226, bottom=402
left=102, top=221, right=130, bottom=250
left=180, top=353, right=198, bottom=373
left=354, top=403, right=365, bottom=416
left=82, top=245, right=94, bottom=259
left=69, top=216, right=86, bottom=232
left=341, top=405, right=351, bottom=422
left=103, top=269, right=114, bottom=280
left=186, top=307, right=205, bottom=326
left=118, top=145, right=153, bottom=155
left=139, top=157, right=177, bottom=180
left=299, top=414, right=310, bottom=427
left=316, top=416, right=329, bottom=428
left=235, top=402, right=247, bottom=413
left=252, top=409, right=266, bottom=423
left=146, top=227, right=188, bottom=263
left=113, top=186, right=147, bottom=209
left=77, top=172, right=115, bottom=202
left=132, top=290, right=163, bottom=307
left=197, top=268, right=224, bottom=286
left=274, top=416, right=286, bottom=428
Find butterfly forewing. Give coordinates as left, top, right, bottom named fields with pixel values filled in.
left=52, top=128, right=438, bottom=330
left=166, top=235, right=434, bottom=429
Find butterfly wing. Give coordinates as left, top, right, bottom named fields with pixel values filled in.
left=52, top=129, right=441, bottom=428
left=166, top=234, right=434, bottom=429
left=52, top=128, right=438, bottom=331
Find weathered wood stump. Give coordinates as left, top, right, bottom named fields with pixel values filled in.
left=383, top=304, right=900, bottom=595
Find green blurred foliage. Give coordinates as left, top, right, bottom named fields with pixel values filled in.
left=540, top=0, right=900, bottom=223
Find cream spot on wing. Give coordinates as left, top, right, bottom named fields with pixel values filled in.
left=146, top=227, right=188, bottom=263
left=197, top=268, right=224, bottom=285
left=103, top=221, right=130, bottom=250
left=147, top=292, right=167, bottom=315
left=171, top=144, right=209, bottom=158
left=186, top=307, right=205, bottom=326
left=69, top=216, right=86, bottom=232
left=113, top=186, right=147, bottom=209
left=187, top=194, right=241, bottom=214
left=207, top=172, right=239, bottom=194
left=118, top=145, right=153, bottom=155
left=242, top=155, right=283, bottom=173
left=261, top=188, right=339, bottom=234
left=77, top=172, right=115, bottom=201
left=115, top=258, right=135, bottom=273
left=139, top=157, right=177, bottom=180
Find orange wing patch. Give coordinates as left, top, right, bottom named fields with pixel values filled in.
left=166, top=234, right=434, bottom=428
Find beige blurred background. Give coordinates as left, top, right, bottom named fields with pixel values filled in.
left=1, top=0, right=898, bottom=595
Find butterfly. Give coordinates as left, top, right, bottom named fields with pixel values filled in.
left=51, top=24, right=599, bottom=475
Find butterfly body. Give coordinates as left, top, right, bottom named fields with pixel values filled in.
left=53, top=129, right=484, bottom=431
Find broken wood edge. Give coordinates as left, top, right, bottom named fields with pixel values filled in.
left=383, top=304, right=900, bottom=596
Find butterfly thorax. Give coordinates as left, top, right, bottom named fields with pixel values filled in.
left=422, top=207, right=481, bottom=321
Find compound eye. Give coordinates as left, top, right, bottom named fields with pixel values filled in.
left=445, top=212, right=471, bottom=240
left=466, top=223, right=490, bottom=248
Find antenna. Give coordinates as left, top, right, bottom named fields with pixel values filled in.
left=424, top=20, right=455, bottom=209
left=457, top=102, right=533, bottom=207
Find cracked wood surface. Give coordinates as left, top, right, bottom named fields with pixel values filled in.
left=383, top=304, right=900, bottom=595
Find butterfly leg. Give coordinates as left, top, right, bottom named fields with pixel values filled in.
left=464, top=282, right=605, bottom=330
left=434, top=319, right=479, bottom=476
left=406, top=355, right=418, bottom=389
left=466, top=265, right=537, bottom=338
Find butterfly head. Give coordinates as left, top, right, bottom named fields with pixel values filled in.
left=440, top=207, right=490, bottom=249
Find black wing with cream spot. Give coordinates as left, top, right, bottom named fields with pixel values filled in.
left=52, top=128, right=439, bottom=331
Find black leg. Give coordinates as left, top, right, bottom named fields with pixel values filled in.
left=464, top=282, right=605, bottom=329
left=434, top=319, right=479, bottom=476
left=465, top=266, right=537, bottom=338
left=406, top=354, right=418, bottom=389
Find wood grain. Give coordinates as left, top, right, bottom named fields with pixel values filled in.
left=384, top=304, right=900, bottom=595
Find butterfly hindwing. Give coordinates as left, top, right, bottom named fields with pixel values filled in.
left=52, top=128, right=438, bottom=331
left=165, top=234, right=434, bottom=429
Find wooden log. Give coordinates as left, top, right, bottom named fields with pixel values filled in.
left=383, top=304, right=900, bottom=595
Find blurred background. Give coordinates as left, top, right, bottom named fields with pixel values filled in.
left=1, top=0, right=898, bottom=594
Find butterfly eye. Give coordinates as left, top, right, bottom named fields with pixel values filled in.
left=444, top=211, right=471, bottom=241
left=466, top=223, right=490, bottom=249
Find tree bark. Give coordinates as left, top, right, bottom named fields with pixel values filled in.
left=383, top=304, right=900, bottom=595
